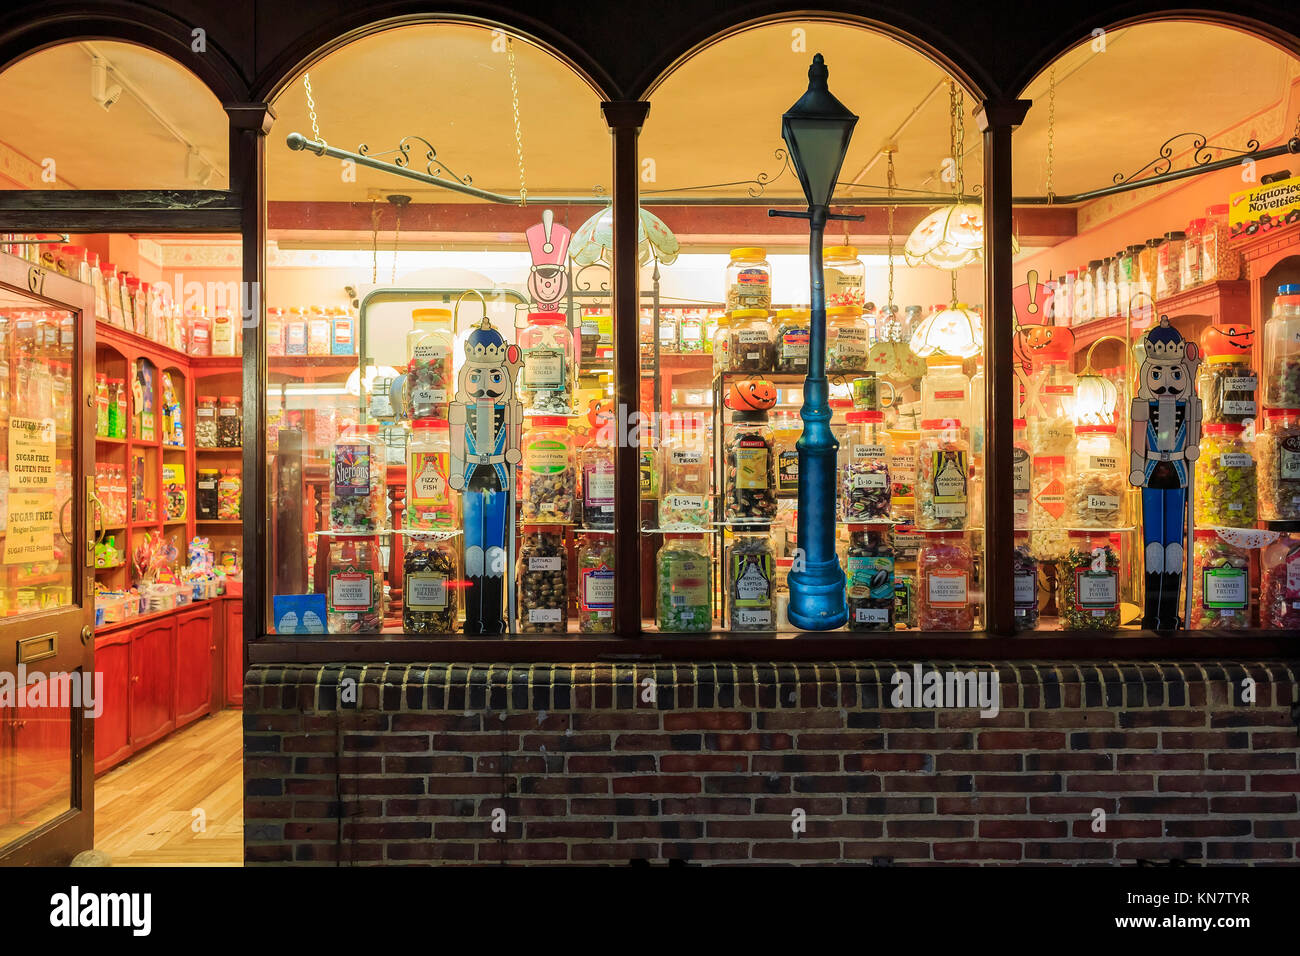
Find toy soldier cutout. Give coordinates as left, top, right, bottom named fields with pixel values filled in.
left=524, top=209, right=571, bottom=312
left=448, top=317, right=523, bottom=634
left=1129, top=317, right=1202, bottom=630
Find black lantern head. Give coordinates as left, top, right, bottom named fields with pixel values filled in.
left=781, top=54, right=859, bottom=209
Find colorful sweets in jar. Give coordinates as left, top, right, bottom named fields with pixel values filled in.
left=1263, top=286, right=1300, bottom=408
left=725, top=247, right=771, bottom=312
left=727, top=533, right=776, bottom=631
left=823, top=246, right=865, bottom=309
left=915, top=419, right=969, bottom=531
left=329, top=424, right=388, bottom=532
left=825, top=306, right=869, bottom=373
left=217, top=469, right=241, bottom=520
left=519, top=312, right=574, bottom=416
left=403, top=539, right=458, bottom=633
left=404, top=308, right=454, bottom=420
left=1012, top=419, right=1031, bottom=530
left=1195, top=423, right=1256, bottom=527
left=520, top=417, right=576, bottom=523
left=217, top=395, right=242, bottom=447
left=727, top=309, right=775, bottom=372
left=1257, top=408, right=1300, bottom=521
left=1057, top=530, right=1120, bottom=630
left=406, top=418, right=455, bottom=532
left=326, top=537, right=384, bottom=633
left=1067, top=424, right=1126, bottom=528
left=1013, top=533, right=1039, bottom=631
left=773, top=309, right=811, bottom=374
left=1190, top=530, right=1251, bottom=630
left=517, top=527, right=568, bottom=634
left=917, top=531, right=974, bottom=630
left=656, top=534, right=712, bottom=632
left=839, top=410, right=891, bottom=522
left=658, top=418, right=711, bottom=530
left=579, top=440, right=615, bottom=529
left=1261, top=531, right=1300, bottom=629
left=724, top=408, right=777, bottom=524
left=576, top=534, right=615, bottom=633
left=846, top=525, right=895, bottom=631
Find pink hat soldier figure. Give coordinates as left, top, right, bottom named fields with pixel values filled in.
left=524, top=209, right=571, bottom=311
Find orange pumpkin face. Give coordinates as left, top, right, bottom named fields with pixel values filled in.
left=1202, top=323, right=1254, bottom=357
left=586, top=397, right=614, bottom=431
left=1023, top=323, right=1074, bottom=354
left=729, top=378, right=777, bottom=411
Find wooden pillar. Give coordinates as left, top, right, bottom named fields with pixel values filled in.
left=976, top=98, right=1031, bottom=636
left=226, top=102, right=275, bottom=659
left=602, top=100, right=651, bottom=637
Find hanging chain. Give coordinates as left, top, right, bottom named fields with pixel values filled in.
left=885, top=150, right=897, bottom=318
left=949, top=80, right=963, bottom=307
left=1293, top=110, right=1300, bottom=141
left=391, top=203, right=404, bottom=284
left=370, top=199, right=380, bottom=285
left=303, top=72, right=323, bottom=145
left=1045, top=68, right=1057, bottom=204
left=506, top=38, right=528, bottom=206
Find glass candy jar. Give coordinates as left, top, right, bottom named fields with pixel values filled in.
left=727, top=532, right=776, bottom=631
left=330, top=424, right=388, bottom=533
left=1195, top=423, right=1256, bottom=527
left=839, top=410, right=891, bottom=522
left=326, top=537, right=385, bottom=633
left=846, top=525, right=895, bottom=631
left=1258, top=408, right=1300, bottom=521
left=915, top=418, right=969, bottom=531
left=517, top=527, right=568, bottom=633
left=579, top=437, right=616, bottom=529
left=1013, top=532, right=1039, bottom=631
left=1013, top=419, right=1032, bottom=530
left=1263, top=286, right=1300, bottom=408
left=1190, top=530, right=1251, bottom=630
left=727, top=309, right=775, bottom=372
left=1067, top=424, right=1126, bottom=528
left=825, top=306, right=869, bottom=373
left=725, top=247, right=771, bottom=312
left=406, top=418, right=455, bottom=532
left=195, top=394, right=218, bottom=447
left=724, top=409, right=777, bottom=525
left=917, top=531, right=975, bottom=630
left=520, top=417, right=576, bottom=523
left=773, top=308, right=811, bottom=374
left=1261, top=531, right=1300, bottom=629
left=403, top=538, right=458, bottom=633
left=519, top=312, right=575, bottom=416
left=771, top=410, right=801, bottom=498
left=920, top=354, right=970, bottom=423
left=656, top=534, right=712, bottom=632
left=576, top=533, right=615, bottom=633
left=217, top=394, right=242, bottom=447
left=1057, top=530, right=1120, bottom=630
left=404, top=308, right=454, bottom=421
left=823, top=245, right=865, bottom=309
left=1198, top=326, right=1258, bottom=425
left=1026, top=347, right=1076, bottom=452
left=658, top=419, right=711, bottom=530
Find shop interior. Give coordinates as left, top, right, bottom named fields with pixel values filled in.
left=1, top=17, right=1299, bottom=862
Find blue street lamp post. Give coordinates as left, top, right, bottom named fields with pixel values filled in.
left=772, top=54, right=863, bottom=630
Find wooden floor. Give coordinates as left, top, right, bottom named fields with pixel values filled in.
left=94, top=709, right=243, bottom=866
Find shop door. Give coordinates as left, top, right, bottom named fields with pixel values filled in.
left=0, top=251, right=96, bottom=865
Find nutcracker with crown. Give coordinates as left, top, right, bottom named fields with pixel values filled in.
left=1129, top=316, right=1202, bottom=630
left=448, top=316, right=524, bottom=634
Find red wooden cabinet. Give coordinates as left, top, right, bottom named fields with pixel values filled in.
left=128, top=619, right=175, bottom=750
left=225, top=599, right=244, bottom=708
left=93, top=630, right=132, bottom=774
left=174, top=606, right=215, bottom=729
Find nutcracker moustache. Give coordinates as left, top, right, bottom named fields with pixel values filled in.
left=1129, top=317, right=1202, bottom=630
left=449, top=317, right=524, bottom=634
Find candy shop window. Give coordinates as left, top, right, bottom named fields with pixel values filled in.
left=0, top=40, right=228, bottom=190
left=639, top=20, right=988, bottom=635
left=263, top=21, right=615, bottom=637
left=1011, top=20, right=1300, bottom=634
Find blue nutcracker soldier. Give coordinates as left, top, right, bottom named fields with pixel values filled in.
left=1128, top=317, right=1202, bottom=631
left=448, top=316, right=524, bottom=635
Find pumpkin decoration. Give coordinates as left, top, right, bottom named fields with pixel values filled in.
left=1201, top=323, right=1254, bottom=359
left=728, top=377, right=777, bottom=411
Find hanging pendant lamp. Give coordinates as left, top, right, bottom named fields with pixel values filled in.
left=569, top=205, right=680, bottom=267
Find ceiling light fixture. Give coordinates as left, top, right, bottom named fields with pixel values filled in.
left=90, top=55, right=123, bottom=110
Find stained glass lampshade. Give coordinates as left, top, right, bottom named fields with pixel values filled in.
left=904, top=204, right=985, bottom=269
left=908, top=303, right=983, bottom=358
left=569, top=205, right=680, bottom=267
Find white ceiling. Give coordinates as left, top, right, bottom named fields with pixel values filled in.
left=0, top=21, right=1294, bottom=208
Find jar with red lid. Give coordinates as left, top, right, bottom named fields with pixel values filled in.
left=519, top=312, right=575, bottom=415
left=917, top=531, right=975, bottom=630
left=189, top=313, right=212, bottom=357
left=1258, top=408, right=1300, bottom=520
left=1190, top=529, right=1251, bottom=630
left=1156, top=230, right=1185, bottom=299
left=1201, top=204, right=1240, bottom=282
left=1261, top=530, right=1300, bottom=629
left=1195, top=422, right=1256, bottom=527
left=520, top=416, right=576, bottom=522
left=1182, top=218, right=1205, bottom=290
left=839, top=409, right=891, bottom=522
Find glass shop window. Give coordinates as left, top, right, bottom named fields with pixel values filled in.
left=639, top=20, right=987, bottom=634
left=263, top=22, right=615, bottom=637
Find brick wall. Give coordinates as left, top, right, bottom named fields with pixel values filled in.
left=243, top=662, right=1299, bottom=865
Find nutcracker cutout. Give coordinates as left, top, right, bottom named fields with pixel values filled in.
left=448, top=313, right=524, bottom=634
left=524, top=209, right=571, bottom=311
left=1129, top=317, right=1202, bottom=630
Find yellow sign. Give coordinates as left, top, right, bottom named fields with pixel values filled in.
left=1228, top=174, right=1300, bottom=238
left=8, top=417, right=56, bottom=491
left=3, top=492, right=55, bottom=563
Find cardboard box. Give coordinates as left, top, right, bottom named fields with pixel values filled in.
left=1228, top=174, right=1300, bottom=238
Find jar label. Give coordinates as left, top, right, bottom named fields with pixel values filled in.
left=529, top=556, right=562, bottom=572
left=780, top=328, right=810, bottom=359
left=405, top=572, right=448, bottom=610
left=890, top=452, right=917, bottom=474
left=830, top=328, right=867, bottom=358
left=854, top=444, right=887, bottom=460
left=198, top=479, right=216, bottom=490
left=778, top=447, right=800, bottom=492
left=524, top=348, right=564, bottom=389
left=737, top=608, right=773, bottom=627
left=894, top=578, right=912, bottom=620
left=333, top=443, right=372, bottom=498
left=1012, top=448, right=1031, bottom=493
left=528, top=608, right=563, bottom=624
left=1223, top=376, right=1257, bottom=392
left=732, top=552, right=774, bottom=606
left=1281, top=437, right=1300, bottom=479
left=735, top=443, right=769, bottom=490
left=1088, top=455, right=1119, bottom=471
left=330, top=571, right=374, bottom=611
left=737, top=329, right=770, bottom=344
left=526, top=439, right=568, bottom=473
left=1222, top=400, right=1256, bottom=416
left=413, top=342, right=450, bottom=363
left=669, top=559, right=709, bottom=606
left=1087, top=494, right=1120, bottom=511
left=197, top=407, right=214, bottom=418
left=585, top=465, right=615, bottom=505
left=1014, top=498, right=1029, bottom=515
left=853, top=472, right=888, bottom=490
left=581, top=566, right=615, bottom=610
left=932, top=389, right=965, bottom=400
left=219, top=407, right=237, bottom=416
left=1014, top=570, right=1036, bottom=606
left=931, top=449, right=968, bottom=509
left=1075, top=569, right=1118, bottom=609
left=410, top=452, right=451, bottom=515
left=854, top=607, right=888, bottom=624
left=664, top=494, right=704, bottom=511
left=848, top=554, right=894, bottom=599
left=927, top=571, right=968, bottom=607
left=411, top=386, right=447, bottom=406
left=1202, top=567, right=1247, bottom=609
left=1220, top=452, right=1253, bottom=468
left=670, top=450, right=702, bottom=466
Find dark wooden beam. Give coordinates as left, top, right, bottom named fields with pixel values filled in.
left=0, top=190, right=241, bottom=232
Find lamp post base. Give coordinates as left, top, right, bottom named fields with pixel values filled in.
left=787, top=559, right=848, bottom=631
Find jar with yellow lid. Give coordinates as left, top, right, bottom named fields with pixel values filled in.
left=727, top=309, right=775, bottom=372
left=774, top=308, right=811, bottom=373
left=825, top=305, right=869, bottom=373
left=824, top=245, right=865, bottom=309
left=726, top=247, right=771, bottom=312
